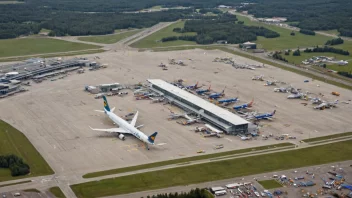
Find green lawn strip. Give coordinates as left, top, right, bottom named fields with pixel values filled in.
left=303, top=132, right=352, bottom=143
left=130, top=20, right=197, bottom=48
left=49, top=186, right=66, bottom=198
left=258, top=180, right=283, bottom=189
left=283, top=51, right=352, bottom=72
left=0, top=38, right=100, bottom=58
left=0, top=49, right=105, bottom=63
left=71, top=140, right=352, bottom=198
left=83, top=143, right=293, bottom=178
left=77, top=29, right=142, bottom=44
left=0, top=120, right=54, bottom=182
left=23, top=189, right=41, bottom=193
left=0, top=180, right=31, bottom=188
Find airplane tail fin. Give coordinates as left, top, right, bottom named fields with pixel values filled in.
left=103, top=96, right=111, bottom=112
left=208, top=84, right=211, bottom=90
left=148, top=132, right=158, bottom=144
left=272, top=110, right=276, bottom=115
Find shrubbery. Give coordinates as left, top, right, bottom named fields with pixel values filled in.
left=0, top=155, right=30, bottom=176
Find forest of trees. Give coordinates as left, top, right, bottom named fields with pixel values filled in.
left=325, top=38, right=344, bottom=46
left=0, top=155, right=30, bottom=176
left=304, top=46, right=350, bottom=55
left=299, top=29, right=315, bottom=36
left=142, top=188, right=212, bottom=198
left=272, top=52, right=288, bottom=62
left=162, top=14, right=279, bottom=44
left=238, top=0, right=352, bottom=37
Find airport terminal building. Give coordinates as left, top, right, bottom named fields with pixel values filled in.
left=148, top=79, right=249, bottom=134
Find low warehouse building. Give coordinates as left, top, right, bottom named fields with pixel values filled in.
left=148, top=79, right=249, bottom=134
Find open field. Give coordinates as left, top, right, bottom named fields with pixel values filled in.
left=0, top=180, right=31, bottom=188
left=130, top=20, right=196, bottom=48
left=0, top=38, right=100, bottom=58
left=71, top=140, right=352, bottom=198
left=283, top=52, right=352, bottom=72
left=77, top=29, right=142, bottom=44
left=49, top=187, right=66, bottom=198
left=0, top=1, right=23, bottom=4
left=1, top=49, right=351, bottom=181
left=320, top=29, right=340, bottom=36
left=235, top=14, right=352, bottom=53
left=23, top=189, right=40, bottom=193
left=83, top=143, right=293, bottom=178
left=258, top=180, right=283, bottom=189
left=303, top=131, right=352, bottom=143
left=0, top=120, right=54, bottom=182
left=0, top=49, right=105, bottom=63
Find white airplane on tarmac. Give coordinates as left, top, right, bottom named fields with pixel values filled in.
left=89, top=96, right=160, bottom=150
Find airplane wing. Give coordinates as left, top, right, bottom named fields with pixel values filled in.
left=130, top=111, right=139, bottom=127
left=89, top=126, right=130, bottom=134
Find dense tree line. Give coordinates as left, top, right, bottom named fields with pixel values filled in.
left=238, top=0, right=352, bottom=37
left=299, top=29, right=315, bottom=36
left=339, top=29, right=352, bottom=37
left=142, top=188, right=212, bottom=198
left=325, top=38, right=344, bottom=46
left=0, top=6, right=209, bottom=38
left=337, top=71, right=352, bottom=79
left=272, top=52, right=288, bottom=62
left=293, top=49, right=301, bottom=56
left=163, top=14, right=279, bottom=44
left=304, top=46, right=350, bottom=55
left=0, top=155, right=30, bottom=176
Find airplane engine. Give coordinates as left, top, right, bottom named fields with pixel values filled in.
left=118, top=134, right=125, bottom=140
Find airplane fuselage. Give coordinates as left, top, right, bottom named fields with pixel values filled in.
left=105, top=110, right=153, bottom=145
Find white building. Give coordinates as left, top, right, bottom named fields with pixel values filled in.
left=148, top=79, right=249, bottom=134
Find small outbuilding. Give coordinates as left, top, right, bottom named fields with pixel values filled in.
left=240, top=41, right=257, bottom=49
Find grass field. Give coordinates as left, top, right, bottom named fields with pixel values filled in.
left=130, top=20, right=197, bottom=48
left=23, top=189, right=41, bottom=193
left=0, top=180, right=31, bottom=188
left=71, top=140, right=352, bottom=198
left=235, top=15, right=330, bottom=50
left=0, top=1, right=23, bottom=4
left=49, top=187, right=66, bottom=198
left=83, top=143, right=294, bottom=178
left=0, top=120, right=54, bottom=182
left=77, top=29, right=142, bottom=44
left=303, top=132, right=352, bottom=143
left=283, top=51, right=352, bottom=72
left=258, top=180, right=283, bottom=189
left=0, top=49, right=105, bottom=63
left=0, top=38, right=100, bottom=58
left=235, top=14, right=352, bottom=54
left=320, top=29, right=340, bottom=36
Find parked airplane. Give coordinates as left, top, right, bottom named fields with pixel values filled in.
left=233, top=99, right=254, bottom=110
left=178, top=114, right=201, bottom=125
left=314, top=100, right=338, bottom=110
left=253, top=110, right=276, bottom=120
left=209, top=88, right=225, bottom=99
left=186, top=82, right=202, bottom=90
left=217, top=97, right=239, bottom=105
left=196, top=85, right=211, bottom=95
left=89, top=96, right=158, bottom=150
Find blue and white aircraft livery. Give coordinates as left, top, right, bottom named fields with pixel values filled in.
left=89, top=96, right=158, bottom=150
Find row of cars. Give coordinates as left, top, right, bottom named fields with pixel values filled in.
left=210, top=182, right=272, bottom=197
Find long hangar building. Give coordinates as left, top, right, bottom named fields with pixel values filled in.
left=148, top=79, right=249, bottom=134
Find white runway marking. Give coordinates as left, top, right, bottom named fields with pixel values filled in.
left=226, top=138, right=233, bottom=142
